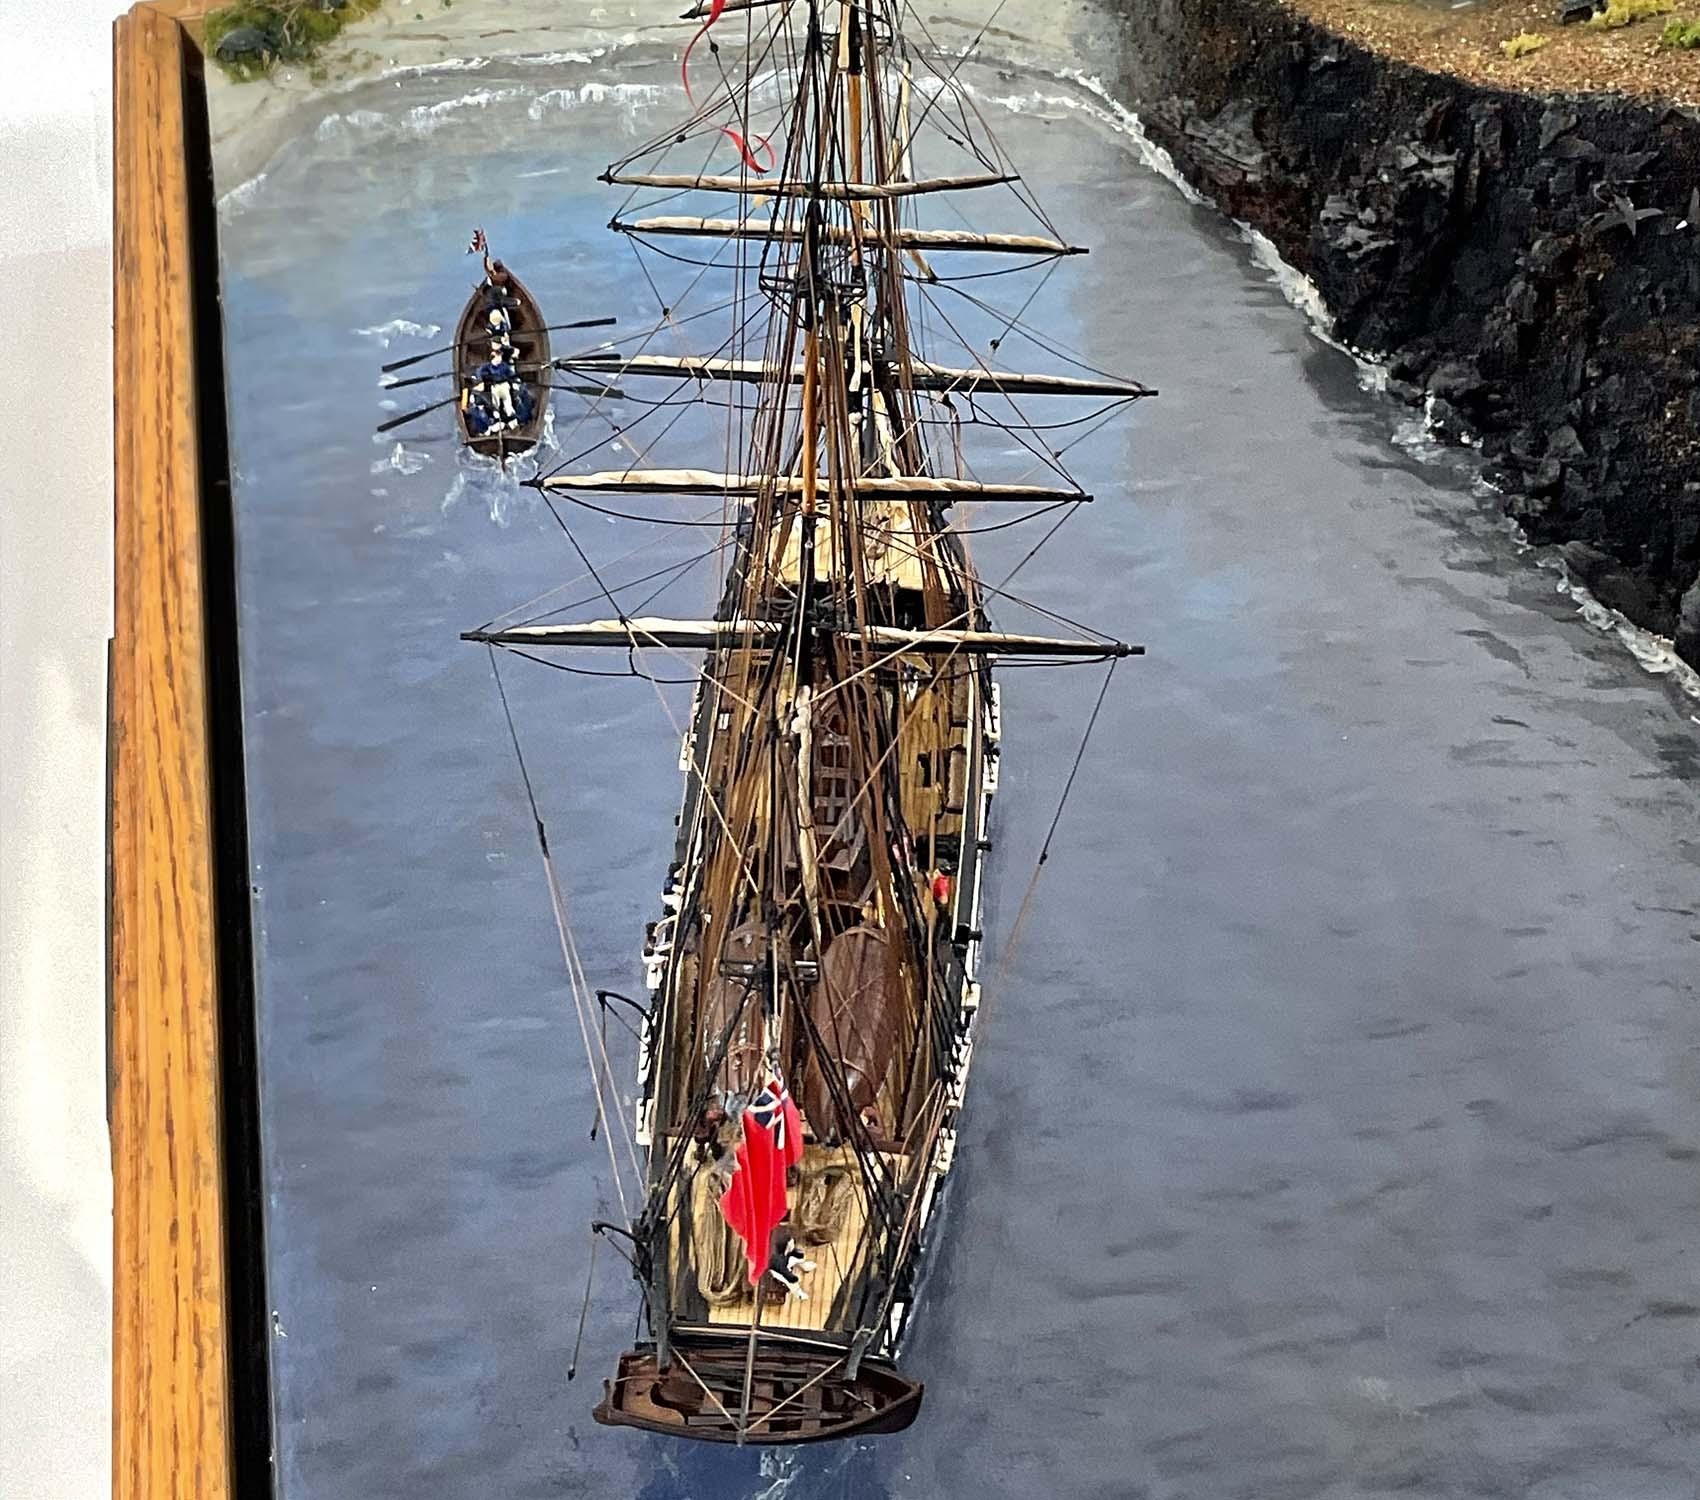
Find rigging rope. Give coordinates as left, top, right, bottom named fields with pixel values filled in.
left=987, top=657, right=1121, bottom=1007
left=487, top=647, right=640, bottom=1220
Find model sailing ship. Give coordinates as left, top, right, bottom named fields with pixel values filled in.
left=465, top=0, right=1152, bottom=1444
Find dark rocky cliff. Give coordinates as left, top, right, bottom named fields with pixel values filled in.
left=1102, top=0, right=1700, bottom=667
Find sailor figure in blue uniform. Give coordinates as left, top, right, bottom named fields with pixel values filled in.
left=462, top=374, right=497, bottom=437
left=475, top=340, right=531, bottom=432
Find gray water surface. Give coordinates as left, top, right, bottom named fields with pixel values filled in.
left=215, top=44, right=1700, bottom=1500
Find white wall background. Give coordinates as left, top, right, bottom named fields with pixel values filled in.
left=0, top=2, right=132, bottom=1496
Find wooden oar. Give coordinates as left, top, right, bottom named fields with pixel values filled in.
left=379, top=315, right=618, bottom=374
left=375, top=380, right=623, bottom=438
left=380, top=369, right=452, bottom=392
left=382, top=360, right=620, bottom=393
left=375, top=395, right=458, bottom=434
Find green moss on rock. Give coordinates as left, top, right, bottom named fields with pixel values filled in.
left=206, top=0, right=382, bottom=80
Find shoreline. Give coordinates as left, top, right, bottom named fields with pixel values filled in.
left=206, top=0, right=667, bottom=188
left=204, top=0, right=1118, bottom=188
left=1106, top=0, right=1700, bottom=670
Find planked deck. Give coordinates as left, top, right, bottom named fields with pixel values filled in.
left=702, top=1144, right=875, bottom=1334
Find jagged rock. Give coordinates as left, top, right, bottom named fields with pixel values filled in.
left=1547, top=424, right=1587, bottom=463
left=1540, top=106, right=1579, bottom=150
left=1585, top=375, right=1626, bottom=419
left=1469, top=100, right=1505, bottom=172
left=1677, top=578, right=1700, bottom=666
left=1481, top=313, right=1522, bottom=368
left=1548, top=135, right=1604, bottom=164
left=1183, top=100, right=1268, bottom=187
left=1316, top=193, right=1394, bottom=263
left=1428, top=359, right=1486, bottom=405
left=1416, top=99, right=1452, bottom=142
left=1505, top=277, right=1540, bottom=324
left=1508, top=489, right=1551, bottom=522
left=1678, top=487, right=1700, bottom=555
left=1507, top=425, right=1545, bottom=471
left=1389, top=346, right=1435, bottom=384
left=1113, top=0, right=1700, bottom=660
left=1529, top=456, right=1566, bottom=497
left=1525, top=234, right=1574, bottom=275
left=1427, top=397, right=1472, bottom=443
left=1612, top=149, right=1660, bottom=179
left=1561, top=540, right=1615, bottom=586
left=1565, top=343, right=1589, bottom=398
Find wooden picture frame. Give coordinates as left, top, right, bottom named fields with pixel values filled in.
left=110, top=4, right=271, bottom=1494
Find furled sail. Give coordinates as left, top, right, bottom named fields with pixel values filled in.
left=556, top=350, right=1154, bottom=399
left=464, top=618, right=1140, bottom=658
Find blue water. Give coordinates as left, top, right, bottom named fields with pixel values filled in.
left=215, top=41, right=1700, bottom=1500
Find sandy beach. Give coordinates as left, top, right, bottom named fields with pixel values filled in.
left=207, top=0, right=1120, bottom=186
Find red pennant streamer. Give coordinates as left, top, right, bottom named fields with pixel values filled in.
left=681, top=0, right=775, bottom=176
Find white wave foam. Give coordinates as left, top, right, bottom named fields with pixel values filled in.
left=412, top=85, right=527, bottom=121
left=1545, top=564, right=1700, bottom=699
left=355, top=319, right=441, bottom=347
left=442, top=464, right=535, bottom=527
left=753, top=1446, right=801, bottom=1499
left=371, top=442, right=431, bottom=476
left=527, top=80, right=667, bottom=121
left=380, top=55, right=490, bottom=78
left=217, top=169, right=268, bottom=219
left=314, top=88, right=532, bottom=143
left=315, top=106, right=387, bottom=139
left=512, top=49, right=599, bottom=68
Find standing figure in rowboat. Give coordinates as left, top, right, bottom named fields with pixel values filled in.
left=469, top=226, right=519, bottom=343
left=476, top=338, right=533, bottom=430
left=477, top=340, right=523, bottom=430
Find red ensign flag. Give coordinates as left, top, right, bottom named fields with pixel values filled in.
left=718, top=1075, right=805, bottom=1286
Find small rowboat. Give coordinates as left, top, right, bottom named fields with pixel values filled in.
left=454, top=266, right=551, bottom=462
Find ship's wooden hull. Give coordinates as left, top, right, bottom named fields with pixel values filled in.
left=612, top=539, right=1002, bottom=1440
left=593, top=1338, right=922, bottom=1444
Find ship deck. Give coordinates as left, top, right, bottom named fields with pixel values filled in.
left=698, top=1143, right=878, bottom=1334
